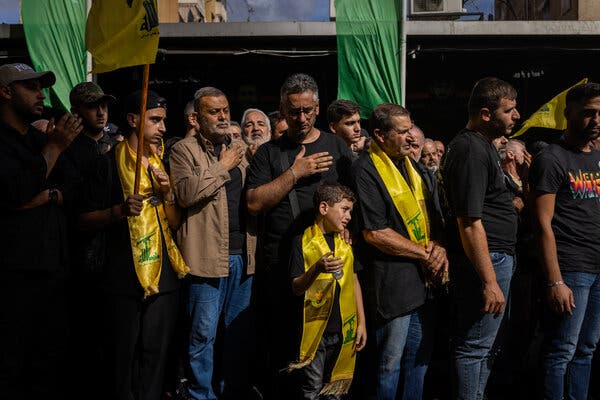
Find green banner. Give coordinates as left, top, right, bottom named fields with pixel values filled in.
left=21, top=0, right=87, bottom=111
left=336, top=0, right=403, bottom=118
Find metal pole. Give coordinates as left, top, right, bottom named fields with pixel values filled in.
left=400, top=0, right=407, bottom=106
left=86, top=0, right=93, bottom=82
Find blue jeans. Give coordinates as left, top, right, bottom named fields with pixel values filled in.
left=188, top=255, right=254, bottom=400
left=451, top=252, right=514, bottom=400
left=374, top=301, right=435, bottom=400
left=542, top=271, right=600, bottom=400
left=299, top=332, right=342, bottom=400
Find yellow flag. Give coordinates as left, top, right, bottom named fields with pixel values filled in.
left=85, top=0, right=159, bottom=73
left=511, top=78, right=588, bottom=138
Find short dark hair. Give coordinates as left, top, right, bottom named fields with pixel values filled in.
left=327, top=99, right=361, bottom=125
left=193, top=86, right=226, bottom=112
left=369, top=103, right=410, bottom=136
left=313, top=182, right=356, bottom=210
left=566, top=82, right=600, bottom=106
left=280, top=73, right=319, bottom=105
left=268, top=110, right=284, bottom=126
left=467, top=77, right=517, bottom=118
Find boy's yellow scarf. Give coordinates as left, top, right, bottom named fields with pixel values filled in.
left=369, top=141, right=430, bottom=246
left=288, top=223, right=358, bottom=396
left=115, top=142, right=189, bottom=297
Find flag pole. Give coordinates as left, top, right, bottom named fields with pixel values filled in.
left=133, top=63, right=150, bottom=194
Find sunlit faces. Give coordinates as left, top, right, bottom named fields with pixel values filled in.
left=321, top=198, right=354, bottom=233
left=272, top=119, right=288, bottom=138
left=488, top=98, right=520, bottom=137
left=375, top=115, right=413, bottom=160
left=142, top=107, right=167, bottom=146
left=566, top=96, right=600, bottom=141
left=434, top=140, right=445, bottom=159
left=408, top=125, right=425, bottom=162
left=420, top=141, right=440, bottom=172
left=282, top=91, right=319, bottom=138
left=242, top=111, right=271, bottom=146
left=75, top=102, right=109, bottom=135
left=493, top=135, right=508, bottom=158
left=6, top=79, right=45, bottom=119
left=330, top=112, right=361, bottom=145
left=196, top=95, right=230, bottom=142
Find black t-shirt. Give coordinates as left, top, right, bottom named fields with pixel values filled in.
left=351, top=154, right=431, bottom=321
left=246, top=130, right=353, bottom=267
left=529, top=140, right=600, bottom=273
left=0, top=123, right=70, bottom=274
left=214, top=144, right=246, bottom=253
left=439, top=129, right=517, bottom=255
left=290, top=233, right=342, bottom=334
left=80, top=150, right=179, bottom=295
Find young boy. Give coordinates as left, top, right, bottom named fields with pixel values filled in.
left=289, top=183, right=367, bottom=399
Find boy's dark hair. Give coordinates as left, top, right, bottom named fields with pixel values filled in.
left=369, top=103, right=410, bottom=136
left=268, top=110, right=284, bottom=125
left=313, top=182, right=356, bottom=210
left=327, top=99, right=361, bottom=125
left=467, top=77, right=517, bottom=118
left=566, top=82, right=600, bottom=105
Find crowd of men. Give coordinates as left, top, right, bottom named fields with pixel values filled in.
left=1, top=62, right=599, bottom=400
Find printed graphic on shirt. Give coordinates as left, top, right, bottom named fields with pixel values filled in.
left=568, top=169, right=600, bottom=200
left=305, top=279, right=334, bottom=323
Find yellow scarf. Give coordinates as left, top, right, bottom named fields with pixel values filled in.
left=369, top=141, right=430, bottom=246
left=115, top=142, right=189, bottom=297
left=289, top=223, right=358, bottom=396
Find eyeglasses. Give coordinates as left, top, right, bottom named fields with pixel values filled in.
left=286, top=105, right=317, bottom=119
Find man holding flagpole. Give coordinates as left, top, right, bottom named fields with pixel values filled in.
left=78, top=90, right=189, bottom=400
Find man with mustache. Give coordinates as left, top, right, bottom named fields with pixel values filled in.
left=439, top=77, right=520, bottom=400
left=169, top=86, right=256, bottom=400
left=241, top=107, right=271, bottom=156
left=531, top=82, right=600, bottom=400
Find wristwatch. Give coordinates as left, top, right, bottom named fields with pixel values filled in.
left=48, top=188, right=59, bottom=205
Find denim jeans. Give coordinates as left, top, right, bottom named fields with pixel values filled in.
left=299, top=332, right=342, bottom=400
left=373, top=302, right=436, bottom=400
left=187, top=255, right=254, bottom=400
left=451, top=252, right=514, bottom=400
left=542, top=271, right=600, bottom=400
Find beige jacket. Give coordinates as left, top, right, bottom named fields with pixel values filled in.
left=169, top=134, right=256, bottom=278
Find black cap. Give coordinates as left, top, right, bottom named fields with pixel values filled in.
left=124, top=90, right=167, bottom=114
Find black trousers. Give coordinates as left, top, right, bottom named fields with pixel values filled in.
left=104, top=290, right=179, bottom=400
left=0, top=271, right=69, bottom=399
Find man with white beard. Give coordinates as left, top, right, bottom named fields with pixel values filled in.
left=241, top=108, right=271, bottom=156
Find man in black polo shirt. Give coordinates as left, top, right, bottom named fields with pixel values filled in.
left=0, top=63, right=83, bottom=397
left=439, top=77, right=520, bottom=400
left=352, top=103, right=447, bottom=400
left=246, top=73, right=353, bottom=399
left=531, top=82, right=600, bottom=400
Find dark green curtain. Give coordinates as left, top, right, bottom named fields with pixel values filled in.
left=22, top=0, right=87, bottom=110
left=336, top=0, right=403, bottom=118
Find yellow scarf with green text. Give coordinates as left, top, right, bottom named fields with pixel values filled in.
left=288, top=223, right=358, bottom=396
left=369, top=141, right=430, bottom=246
left=115, top=142, right=189, bottom=297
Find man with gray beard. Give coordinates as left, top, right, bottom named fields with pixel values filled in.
left=241, top=108, right=271, bottom=156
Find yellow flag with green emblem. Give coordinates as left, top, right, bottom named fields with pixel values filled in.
left=85, top=0, right=159, bottom=73
left=511, top=78, right=588, bottom=138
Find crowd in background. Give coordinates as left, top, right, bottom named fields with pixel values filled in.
left=1, top=62, right=600, bottom=400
